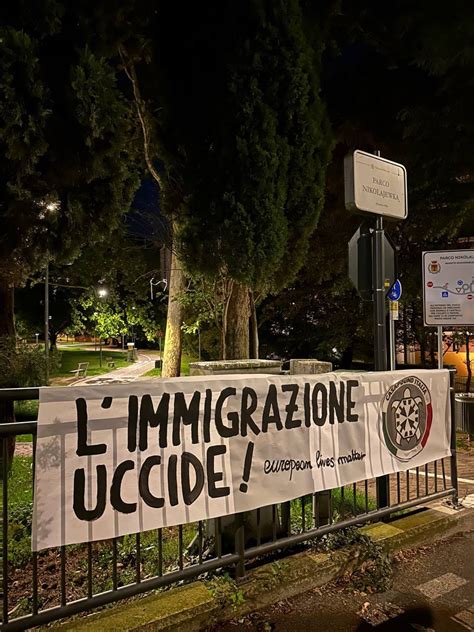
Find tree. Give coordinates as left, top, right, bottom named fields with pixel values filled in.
left=0, top=3, right=141, bottom=446
left=16, top=281, right=84, bottom=349
left=0, top=2, right=141, bottom=339
left=50, top=224, right=167, bottom=345
left=149, top=0, right=333, bottom=359
left=259, top=2, right=473, bottom=366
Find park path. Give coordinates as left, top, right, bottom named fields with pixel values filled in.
left=73, top=351, right=158, bottom=386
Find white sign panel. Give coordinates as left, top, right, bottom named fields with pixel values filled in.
left=423, top=250, right=474, bottom=326
left=345, top=150, right=408, bottom=220
left=32, top=370, right=451, bottom=551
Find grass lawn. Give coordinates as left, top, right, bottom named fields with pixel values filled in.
left=51, top=348, right=129, bottom=378
left=144, top=354, right=198, bottom=378
left=15, top=400, right=39, bottom=422
left=7, top=456, right=34, bottom=567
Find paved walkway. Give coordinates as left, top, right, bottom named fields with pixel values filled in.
left=73, top=351, right=158, bottom=386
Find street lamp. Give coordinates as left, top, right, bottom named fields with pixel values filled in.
left=97, top=286, right=108, bottom=367
left=42, top=200, right=59, bottom=385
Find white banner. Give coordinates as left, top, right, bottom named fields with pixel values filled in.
left=32, top=370, right=451, bottom=551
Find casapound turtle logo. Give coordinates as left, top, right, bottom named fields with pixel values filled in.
left=381, top=376, right=432, bottom=462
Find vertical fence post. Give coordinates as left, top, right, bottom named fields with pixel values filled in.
left=2, top=437, right=9, bottom=624
left=449, top=367, right=459, bottom=506
left=234, top=513, right=245, bottom=579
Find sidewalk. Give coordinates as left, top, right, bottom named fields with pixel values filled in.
left=207, top=511, right=474, bottom=632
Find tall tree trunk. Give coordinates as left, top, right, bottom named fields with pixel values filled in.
left=0, top=278, right=16, bottom=477
left=249, top=290, right=259, bottom=360
left=225, top=283, right=250, bottom=360
left=50, top=330, right=58, bottom=351
left=162, top=246, right=185, bottom=377
left=219, top=278, right=234, bottom=360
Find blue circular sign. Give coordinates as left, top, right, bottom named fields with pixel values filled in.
left=387, top=279, right=402, bottom=301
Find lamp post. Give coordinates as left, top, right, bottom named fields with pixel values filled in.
left=97, top=287, right=108, bottom=367
left=44, top=262, right=49, bottom=383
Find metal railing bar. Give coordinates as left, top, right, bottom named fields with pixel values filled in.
left=441, top=459, right=447, bottom=490
left=216, top=518, right=222, bottom=558
left=2, top=439, right=9, bottom=624
left=32, top=433, right=38, bottom=616
left=87, top=543, right=93, bottom=599
left=112, top=539, right=118, bottom=591
left=0, top=422, right=37, bottom=437
left=158, top=528, right=163, bottom=576
left=313, top=493, right=320, bottom=528
left=256, top=508, right=261, bottom=545
left=198, top=522, right=203, bottom=566
left=178, top=526, right=183, bottom=571
left=0, top=388, right=39, bottom=401
left=60, top=546, right=67, bottom=607
left=136, top=533, right=141, bottom=583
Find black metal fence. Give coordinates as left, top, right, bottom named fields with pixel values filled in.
left=0, top=384, right=459, bottom=631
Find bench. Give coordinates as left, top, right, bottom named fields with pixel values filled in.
left=106, top=357, right=116, bottom=368
left=70, top=362, right=89, bottom=378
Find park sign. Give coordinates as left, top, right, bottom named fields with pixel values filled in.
left=344, top=150, right=408, bottom=220
left=32, top=370, right=451, bottom=550
left=423, top=250, right=474, bottom=326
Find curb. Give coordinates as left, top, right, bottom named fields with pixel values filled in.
left=55, top=502, right=473, bottom=631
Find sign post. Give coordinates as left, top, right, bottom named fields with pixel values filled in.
left=373, top=213, right=387, bottom=372
left=346, top=149, right=408, bottom=509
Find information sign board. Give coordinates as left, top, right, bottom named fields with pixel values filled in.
left=344, top=150, right=408, bottom=220
left=422, top=250, right=474, bottom=325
